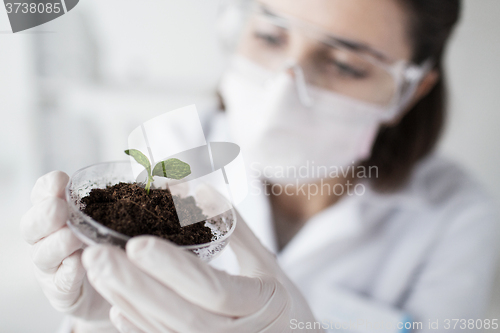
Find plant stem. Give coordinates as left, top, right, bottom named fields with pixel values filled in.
left=145, top=176, right=152, bottom=195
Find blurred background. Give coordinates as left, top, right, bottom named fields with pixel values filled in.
left=0, top=0, right=499, bottom=331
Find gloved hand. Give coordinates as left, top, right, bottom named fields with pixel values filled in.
left=20, top=171, right=116, bottom=333
left=81, top=210, right=322, bottom=333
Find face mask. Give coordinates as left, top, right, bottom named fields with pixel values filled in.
left=219, top=55, right=391, bottom=184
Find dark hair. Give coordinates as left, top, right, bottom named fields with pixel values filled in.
left=361, top=0, right=461, bottom=191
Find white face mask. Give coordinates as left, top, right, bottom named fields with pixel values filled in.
left=219, top=56, right=391, bottom=184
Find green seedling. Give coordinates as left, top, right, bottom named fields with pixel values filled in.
left=124, top=149, right=191, bottom=194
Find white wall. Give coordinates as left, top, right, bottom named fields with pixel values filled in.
left=33, top=0, right=228, bottom=175
left=439, top=0, right=500, bottom=317
left=0, top=8, right=63, bottom=333
left=440, top=0, right=500, bottom=207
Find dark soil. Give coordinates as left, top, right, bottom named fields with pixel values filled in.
left=80, top=182, right=213, bottom=246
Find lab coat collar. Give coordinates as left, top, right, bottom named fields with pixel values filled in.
left=238, top=183, right=279, bottom=254
left=277, top=193, right=363, bottom=267
left=239, top=176, right=429, bottom=271
left=240, top=178, right=369, bottom=265
left=274, top=180, right=427, bottom=268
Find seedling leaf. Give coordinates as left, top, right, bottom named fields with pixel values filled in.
left=153, top=158, right=191, bottom=180
left=125, top=149, right=151, bottom=176
left=124, top=150, right=191, bottom=195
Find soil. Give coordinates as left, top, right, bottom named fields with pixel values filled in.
left=80, top=182, right=213, bottom=246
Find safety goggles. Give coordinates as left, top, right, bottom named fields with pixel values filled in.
left=231, top=1, right=433, bottom=116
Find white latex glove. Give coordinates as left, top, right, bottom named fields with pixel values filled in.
left=81, top=210, right=322, bottom=333
left=20, top=171, right=117, bottom=333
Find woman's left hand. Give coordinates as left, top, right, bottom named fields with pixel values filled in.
left=81, top=211, right=321, bottom=333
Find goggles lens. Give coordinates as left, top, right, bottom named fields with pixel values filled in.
left=237, top=8, right=403, bottom=107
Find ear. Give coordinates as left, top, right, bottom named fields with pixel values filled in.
left=384, top=69, right=440, bottom=126
left=409, top=69, right=440, bottom=109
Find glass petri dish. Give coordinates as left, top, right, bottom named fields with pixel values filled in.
left=65, top=161, right=236, bottom=262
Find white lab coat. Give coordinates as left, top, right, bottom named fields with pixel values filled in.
left=206, top=111, right=500, bottom=333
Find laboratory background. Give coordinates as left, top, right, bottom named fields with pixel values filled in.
left=0, top=0, right=499, bottom=332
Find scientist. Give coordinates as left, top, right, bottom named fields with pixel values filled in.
left=21, top=0, right=499, bottom=332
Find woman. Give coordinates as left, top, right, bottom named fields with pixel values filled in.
left=21, top=0, right=498, bottom=332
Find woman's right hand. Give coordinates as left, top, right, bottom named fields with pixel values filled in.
left=21, top=171, right=117, bottom=333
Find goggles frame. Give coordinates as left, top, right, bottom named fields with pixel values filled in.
left=218, top=0, right=434, bottom=119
